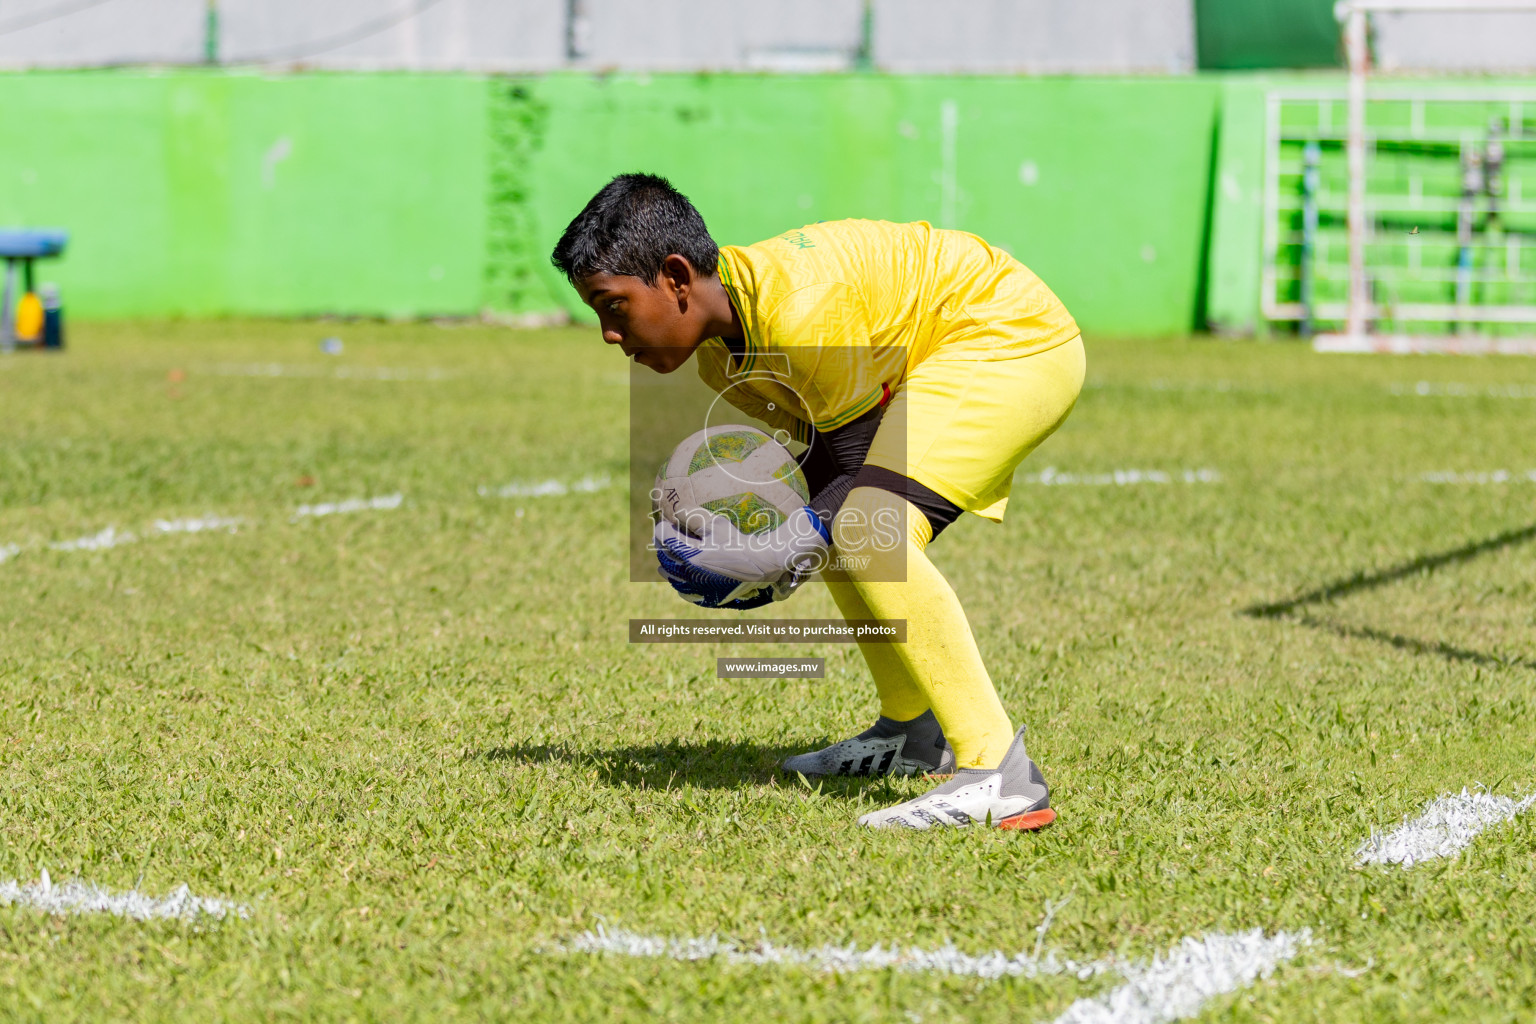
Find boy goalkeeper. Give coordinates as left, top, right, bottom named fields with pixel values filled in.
left=552, top=174, right=1084, bottom=831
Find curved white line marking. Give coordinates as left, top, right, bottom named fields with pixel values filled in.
left=1049, top=930, right=1309, bottom=1024
left=1391, top=382, right=1536, bottom=399
left=564, top=922, right=1311, bottom=1022
left=1358, top=788, right=1536, bottom=867
left=564, top=923, right=1113, bottom=980
left=0, top=870, right=250, bottom=922
left=293, top=493, right=404, bottom=519
left=200, top=363, right=453, bottom=382
left=48, top=526, right=135, bottom=551
left=1421, top=470, right=1536, bottom=485
left=1022, top=467, right=1222, bottom=487
left=153, top=515, right=244, bottom=534
left=480, top=475, right=613, bottom=499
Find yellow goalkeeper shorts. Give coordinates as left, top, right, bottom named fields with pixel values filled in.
left=864, top=333, right=1085, bottom=523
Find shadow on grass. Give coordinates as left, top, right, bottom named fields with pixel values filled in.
left=1244, top=521, right=1536, bottom=618
left=476, top=739, right=896, bottom=798
left=1293, top=615, right=1536, bottom=671
left=1243, top=521, right=1536, bottom=672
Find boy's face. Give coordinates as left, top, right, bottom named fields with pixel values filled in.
left=577, top=263, right=704, bottom=375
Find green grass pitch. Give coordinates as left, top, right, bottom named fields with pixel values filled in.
left=1, top=320, right=1533, bottom=1021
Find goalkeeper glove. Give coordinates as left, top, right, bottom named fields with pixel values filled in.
left=653, top=506, right=830, bottom=610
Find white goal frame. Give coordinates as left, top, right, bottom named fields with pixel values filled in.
left=1319, top=0, right=1536, bottom=353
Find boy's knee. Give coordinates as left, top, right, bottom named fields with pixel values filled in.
left=831, top=486, right=890, bottom=553
left=832, top=486, right=932, bottom=571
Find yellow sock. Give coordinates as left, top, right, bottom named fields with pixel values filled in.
left=831, top=486, right=1014, bottom=769
left=823, top=567, right=931, bottom=722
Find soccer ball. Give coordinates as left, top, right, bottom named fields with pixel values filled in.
left=653, top=425, right=810, bottom=539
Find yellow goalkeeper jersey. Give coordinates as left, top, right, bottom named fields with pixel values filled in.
left=695, top=219, right=1078, bottom=441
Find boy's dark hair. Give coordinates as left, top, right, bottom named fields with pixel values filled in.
left=551, top=173, right=719, bottom=284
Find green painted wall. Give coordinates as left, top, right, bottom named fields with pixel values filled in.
left=505, top=74, right=1223, bottom=337
left=1204, top=77, right=1272, bottom=335
left=1, top=70, right=1224, bottom=335
left=0, top=72, right=488, bottom=318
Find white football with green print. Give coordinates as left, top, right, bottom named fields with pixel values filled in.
left=653, top=425, right=810, bottom=540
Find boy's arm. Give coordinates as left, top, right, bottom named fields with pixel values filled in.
left=800, top=406, right=965, bottom=540
left=799, top=406, right=883, bottom=533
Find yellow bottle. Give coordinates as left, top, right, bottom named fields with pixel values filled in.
left=15, top=291, right=43, bottom=343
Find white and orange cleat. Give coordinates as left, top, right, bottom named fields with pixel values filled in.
left=857, top=726, right=1055, bottom=831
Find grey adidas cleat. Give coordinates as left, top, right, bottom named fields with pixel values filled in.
left=857, top=725, right=1054, bottom=831
left=782, top=710, right=956, bottom=778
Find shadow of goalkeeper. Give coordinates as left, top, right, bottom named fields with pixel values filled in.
left=1242, top=521, right=1536, bottom=671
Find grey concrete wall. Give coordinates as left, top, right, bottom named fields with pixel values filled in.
left=0, top=0, right=1531, bottom=73
left=572, top=0, right=866, bottom=72
left=0, top=0, right=204, bottom=66
left=217, top=0, right=564, bottom=70
left=1374, top=11, right=1536, bottom=74
left=875, top=0, right=1197, bottom=74
left=0, top=0, right=1193, bottom=71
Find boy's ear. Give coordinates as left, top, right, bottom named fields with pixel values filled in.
left=660, top=254, right=694, bottom=298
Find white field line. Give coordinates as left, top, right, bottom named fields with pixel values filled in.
left=293, top=493, right=404, bottom=519
left=3, top=493, right=405, bottom=564
left=1020, top=467, right=1222, bottom=487
left=479, top=474, right=614, bottom=499
left=19, top=515, right=244, bottom=560
left=4, top=513, right=245, bottom=566
left=1049, top=929, right=1311, bottom=1024
left=1357, top=788, right=1536, bottom=868
left=1087, top=379, right=1273, bottom=395
left=1422, top=470, right=1536, bottom=485
left=1390, top=381, right=1536, bottom=399
left=152, top=515, right=244, bottom=534
left=199, top=362, right=454, bottom=382
left=48, top=526, right=136, bottom=552
left=564, top=923, right=1311, bottom=1021
left=0, top=869, right=250, bottom=922
left=563, top=924, right=1113, bottom=980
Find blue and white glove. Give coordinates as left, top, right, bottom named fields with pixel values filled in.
left=654, top=506, right=831, bottom=610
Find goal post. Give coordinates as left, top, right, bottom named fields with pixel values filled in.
left=1274, top=0, right=1536, bottom=353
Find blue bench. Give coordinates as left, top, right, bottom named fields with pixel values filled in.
left=1, top=229, right=68, bottom=349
